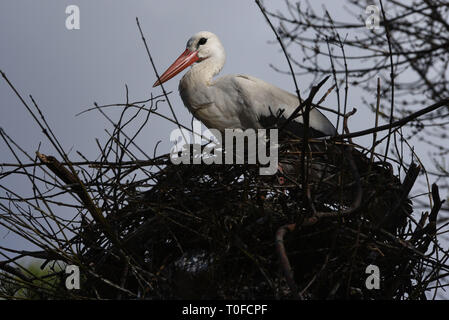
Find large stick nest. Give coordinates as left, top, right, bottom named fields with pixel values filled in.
left=71, top=139, right=441, bottom=299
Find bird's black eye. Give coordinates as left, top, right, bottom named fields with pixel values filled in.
left=198, top=37, right=207, bottom=46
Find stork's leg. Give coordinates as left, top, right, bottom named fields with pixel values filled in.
left=277, top=163, right=286, bottom=185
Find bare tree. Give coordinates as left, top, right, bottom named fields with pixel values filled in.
left=266, top=0, right=449, bottom=202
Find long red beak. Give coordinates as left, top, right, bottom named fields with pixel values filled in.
left=153, top=49, right=199, bottom=87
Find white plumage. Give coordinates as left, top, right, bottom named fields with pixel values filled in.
left=154, top=31, right=335, bottom=138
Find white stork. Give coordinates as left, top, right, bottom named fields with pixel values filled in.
left=153, top=31, right=336, bottom=138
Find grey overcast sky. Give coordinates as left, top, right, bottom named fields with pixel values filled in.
left=0, top=0, right=366, bottom=165
left=1, top=0, right=445, bottom=298
left=0, top=0, right=416, bottom=247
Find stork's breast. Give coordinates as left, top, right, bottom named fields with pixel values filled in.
left=193, top=104, right=240, bottom=132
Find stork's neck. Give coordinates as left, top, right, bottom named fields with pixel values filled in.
left=180, top=56, right=225, bottom=89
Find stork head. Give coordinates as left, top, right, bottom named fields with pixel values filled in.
left=186, top=31, right=225, bottom=62
left=153, top=31, right=226, bottom=87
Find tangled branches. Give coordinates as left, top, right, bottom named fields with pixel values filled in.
left=1, top=5, right=449, bottom=299
left=264, top=0, right=449, bottom=200
left=0, top=67, right=448, bottom=299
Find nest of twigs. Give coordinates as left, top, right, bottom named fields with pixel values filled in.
left=63, top=137, right=442, bottom=300
left=0, top=79, right=447, bottom=299
left=1, top=10, right=448, bottom=299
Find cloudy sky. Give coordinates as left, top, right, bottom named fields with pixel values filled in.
left=1, top=0, right=364, bottom=163
left=1, top=0, right=310, bottom=249
left=1, top=0, right=444, bottom=298
left=0, top=0, right=409, bottom=259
